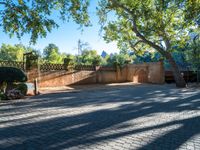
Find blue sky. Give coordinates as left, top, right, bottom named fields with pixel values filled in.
left=0, top=1, right=119, bottom=55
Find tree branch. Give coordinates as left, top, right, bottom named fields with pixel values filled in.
left=130, top=18, right=167, bottom=56
left=109, top=0, right=168, bottom=56
left=129, top=40, right=144, bottom=49
left=129, top=41, right=140, bottom=52
left=108, top=0, right=134, bottom=16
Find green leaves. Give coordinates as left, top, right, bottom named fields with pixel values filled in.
left=98, top=0, right=199, bottom=54
left=184, top=0, right=200, bottom=24
left=0, top=0, right=199, bottom=54
left=43, top=43, right=65, bottom=64
left=185, top=33, right=200, bottom=70
left=0, top=44, right=40, bottom=61
left=0, top=44, right=25, bottom=61
left=107, top=53, right=132, bottom=67
left=0, top=0, right=90, bottom=44
left=77, top=50, right=101, bottom=65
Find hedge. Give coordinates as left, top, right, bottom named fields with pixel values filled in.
left=0, top=67, right=27, bottom=82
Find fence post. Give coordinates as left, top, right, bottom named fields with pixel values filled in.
left=24, top=52, right=39, bottom=83
left=64, top=58, right=68, bottom=71
left=34, top=78, right=39, bottom=95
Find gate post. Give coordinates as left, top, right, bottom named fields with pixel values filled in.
left=23, top=52, right=39, bottom=84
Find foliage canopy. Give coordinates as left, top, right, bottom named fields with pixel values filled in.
left=0, top=0, right=90, bottom=43
left=98, top=0, right=199, bottom=54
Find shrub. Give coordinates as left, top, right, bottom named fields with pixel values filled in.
left=16, top=83, right=28, bottom=96
left=6, top=89, right=24, bottom=100
left=0, top=67, right=27, bottom=82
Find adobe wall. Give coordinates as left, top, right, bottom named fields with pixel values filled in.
left=28, top=61, right=164, bottom=88
left=148, top=61, right=165, bottom=84
left=97, top=70, right=117, bottom=83
left=127, top=64, right=149, bottom=83
left=38, top=70, right=97, bottom=87
left=126, top=61, right=165, bottom=84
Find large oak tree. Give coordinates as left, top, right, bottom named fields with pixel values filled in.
left=98, top=0, right=199, bottom=87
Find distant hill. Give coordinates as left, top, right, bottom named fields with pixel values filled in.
left=101, top=50, right=107, bottom=58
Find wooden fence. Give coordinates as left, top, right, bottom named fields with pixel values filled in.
left=0, top=60, right=116, bottom=72
left=39, top=63, right=97, bottom=71
left=40, top=63, right=65, bottom=71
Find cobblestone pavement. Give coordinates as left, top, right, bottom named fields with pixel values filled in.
left=0, top=83, right=200, bottom=150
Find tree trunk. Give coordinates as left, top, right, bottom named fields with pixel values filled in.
left=165, top=52, right=186, bottom=88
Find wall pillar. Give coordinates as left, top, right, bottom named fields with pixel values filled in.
left=24, top=52, right=39, bottom=83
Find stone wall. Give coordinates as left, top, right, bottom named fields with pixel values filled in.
left=27, top=61, right=164, bottom=87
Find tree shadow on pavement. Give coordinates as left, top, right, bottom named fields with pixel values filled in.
left=0, top=84, right=199, bottom=149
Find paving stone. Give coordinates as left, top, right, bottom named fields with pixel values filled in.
left=0, top=84, right=199, bottom=150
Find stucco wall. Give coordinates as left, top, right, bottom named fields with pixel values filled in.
left=97, top=71, right=117, bottom=83
left=148, top=61, right=165, bottom=84
left=127, top=64, right=149, bottom=83
left=27, top=61, right=164, bottom=87
left=126, top=62, right=165, bottom=84
left=38, top=70, right=96, bottom=87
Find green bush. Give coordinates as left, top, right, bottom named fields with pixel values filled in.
left=0, top=67, right=27, bottom=82
left=16, top=83, right=28, bottom=96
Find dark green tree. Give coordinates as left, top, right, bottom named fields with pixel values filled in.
left=0, top=43, right=40, bottom=61
left=0, top=44, right=25, bottom=61
left=43, top=43, right=65, bottom=64
left=107, top=53, right=131, bottom=67
left=76, top=50, right=102, bottom=65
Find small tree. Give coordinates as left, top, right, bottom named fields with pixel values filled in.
left=0, top=44, right=26, bottom=61
left=77, top=50, right=102, bottom=65
left=92, top=56, right=102, bottom=66
left=64, top=54, right=76, bottom=70
left=43, top=44, right=64, bottom=64
left=107, top=53, right=131, bottom=68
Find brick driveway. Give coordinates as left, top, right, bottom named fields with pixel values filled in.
left=0, top=83, right=200, bottom=150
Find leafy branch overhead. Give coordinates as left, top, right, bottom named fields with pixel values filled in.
left=0, top=0, right=90, bottom=44
left=99, top=0, right=199, bottom=53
